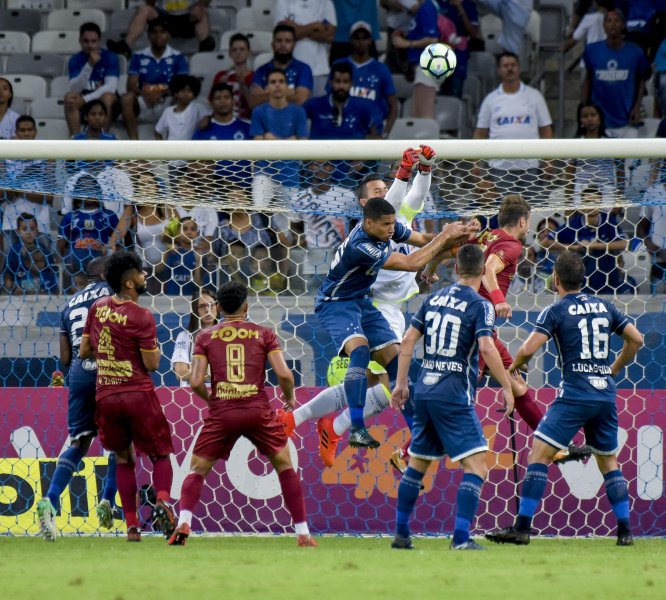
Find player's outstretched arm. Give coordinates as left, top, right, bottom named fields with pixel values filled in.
left=482, top=254, right=512, bottom=318
left=391, top=326, right=421, bottom=410
left=611, top=324, right=644, bottom=378
left=191, top=355, right=211, bottom=403
left=479, top=336, right=514, bottom=415
left=384, top=221, right=473, bottom=272
left=509, top=331, right=549, bottom=375
left=268, top=350, right=295, bottom=410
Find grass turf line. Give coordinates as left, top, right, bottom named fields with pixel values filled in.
left=1, top=537, right=664, bottom=600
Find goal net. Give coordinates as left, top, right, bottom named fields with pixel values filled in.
left=0, top=139, right=664, bottom=538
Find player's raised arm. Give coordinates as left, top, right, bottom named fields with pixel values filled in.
left=268, top=350, right=295, bottom=410
left=611, top=323, right=644, bottom=378
left=190, top=355, right=210, bottom=402
left=391, top=326, right=421, bottom=410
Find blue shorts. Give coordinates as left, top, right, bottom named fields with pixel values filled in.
left=315, top=297, right=398, bottom=355
left=67, top=360, right=98, bottom=440
left=535, top=398, right=618, bottom=455
left=410, top=398, right=488, bottom=462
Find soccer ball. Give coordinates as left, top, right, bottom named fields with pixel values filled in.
left=327, top=356, right=349, bottom=387
left=419, top=42, right=457, bottom=81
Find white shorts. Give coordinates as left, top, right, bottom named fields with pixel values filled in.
left=137, top=96, right=169, bottom=123
left=374, top=301, right=406, bottom=341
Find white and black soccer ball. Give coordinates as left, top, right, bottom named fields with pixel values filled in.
left=419, top=42, right=457, bottom=81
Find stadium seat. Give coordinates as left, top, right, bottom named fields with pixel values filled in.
left=391, top=74, right=413, bottom=100
left=388, top=118, right=439, bottom=140
left=47, top=8, right=107, bottom=32
left=66, top=0, right=126, bottom=10
left=6, top=54, right=68, bottom=79
left=480, top=13, right=504, bottom=55
left=209, top=7, right=235, bottom=33
left=539, top=4, right=567, bottom=49
left=10, top=97, right=29, bottom=115
left=434, top=96, right=466, bottom=138
left=0, top=31, right=31, bottom=54
left=109, top=9, right=134, bottom=32
left=30, top=97, right=66, bottom=119
left=3, top=74, right=47, bottom=102
left=462, top=74, right=482, bottom=115
left=106, top=29, right=148, bottom=51
left=253, top=51, right=272, bottom=70
left=220, top=30, right=272, bottom=55
left=249, top=0, right=274, bottom=10
left=0, top=9, right=42, bottom=34
left=34, top=118, right=70, bottom=140
left=468, top=51, right=498, bottom=97
left=32, top=31, right=80, bottom=54
left=7, top=0, right=65, bottom=10
left=190, top=52, right=232, bottom=77
left=236, top=7, right=275, bottom=32
left=49, top=74, right=70, bottom=97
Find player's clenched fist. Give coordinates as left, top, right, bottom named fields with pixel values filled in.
left=418, top=144, right=436, bottom=171
left=396, top=147, right=420, bottom=181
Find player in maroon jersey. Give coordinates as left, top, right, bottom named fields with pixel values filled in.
left=80, top=250, right=176, bottom=542
left=168, top=281, right=317, bottom=547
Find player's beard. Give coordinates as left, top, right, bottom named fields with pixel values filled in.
left=135, top=283, right=147, bottom=295
left=274, top=51, right=293, bottom=64
left=332, top=88, right=349, bottom=103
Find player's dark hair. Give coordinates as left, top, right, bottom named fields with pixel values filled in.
left=147, top=16, right=169, bottom=33
left=273, top=23, right=296, bottom=39
left=169, top=74, right=201, bottom=98
left=498, top=195, right=530, bottom=228
left=86, top=256, right=107, bottom=280
left=267, top=68, right=287, bottom=82
left=363, top=197, right=395, bottom=220
left=331, top=62, right=353, bottom=78
left=456, top=244, right=485, bottom=277
left=210, top=82, right=233, bottom=98
left=79, top=22, right=101, bottom=38
left=216, top=281, right=248, bottom=315
left=497, top=51, right=520, bottom=66
left=16, top=115, right=36, bottom=128
left=554, top=251, right=586, bottom=291
left=81, top=99, right=108, bottom=122
left=356, top=172, right=384, bottom=200
left=229, top=32, right=250, bottom=49
left=188, top=286, right=218, bottom=333
left=17, top=212, right=37, bottom=228
left=0, top=77, right=14, bottom=108
left=104, top=250, right=144, bottom=294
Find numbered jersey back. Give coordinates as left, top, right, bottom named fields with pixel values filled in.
left=193, top=321, right=281, bottom=404
left=60, top=280, right=113, bottom=361
left=534, top=293, right=630, bottom=402
left=411, top=284, right=495, bottom=405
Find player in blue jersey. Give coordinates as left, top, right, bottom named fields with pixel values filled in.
left=36, top=258, right=118, bottom=541
left=315, top=196, right=473, bottom=448
left=390, top=244, right=514, bottom=550
left=486, top=251, right=643, bottom=547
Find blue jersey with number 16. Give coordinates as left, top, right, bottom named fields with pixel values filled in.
left=316, top=221, right=411, bottom=303
left=534, top=293, right=629, bottom=403
left=411, top=283, right=495, bottom=405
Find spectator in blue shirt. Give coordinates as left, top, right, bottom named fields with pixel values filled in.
left=305, top=62, right=378, bottom=139
left=192, top=83, right=251, bottom=189
left=330, top=0, right=380, bottom=63
left=583, top=9, right=651, bottom=137
left=334, top=20, right=398, bottom=135
left=65, top=22, right=119, bottom=137
left=3, top=213, right=58, bottom=295
left=120, top=17, right=189, bottom=140
left=250, top=68, right=308, bottom=208
left=249, top=24, right=313, bottom=110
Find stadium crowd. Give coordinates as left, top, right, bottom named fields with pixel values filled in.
left=0, top=0, right=665, bottom=295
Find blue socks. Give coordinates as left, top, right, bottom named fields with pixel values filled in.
left=604, top=470, right=630, bottom=533
left=345, top=346, right=369, bottom=429
left=453, top=473, right=484, bottom=545
left=516, top=463, right=549, bottom=532
left=102, top=452, right=118, bottom=506
left=47, top=446, right=84, bottom=512
left=396, top=466, right=424, bottom=538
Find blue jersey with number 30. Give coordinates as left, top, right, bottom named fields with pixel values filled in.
left=411, top=284, right=495, bottom=405
left=534, top=293, right=629, bottom=402
left=60, top=280, right=113, bottom=359
left=316, top=221, right=411, bottom=303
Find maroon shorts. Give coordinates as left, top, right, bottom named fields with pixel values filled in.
left=96, top=390, right=174, bottom=456
left=193, top=401, right=287, bottom=462
left=478, top=329, right=514, bottom=378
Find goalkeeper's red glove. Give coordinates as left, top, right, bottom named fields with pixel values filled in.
left=396, top=147, right=419, bottom=181
left=418, top=144, right=436, bottom=173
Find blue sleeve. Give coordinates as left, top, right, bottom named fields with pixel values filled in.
left=296, top=63, right=314, bottom=91
left=104, top=52, right=120, bottom=78
left=294, top=106, right=308, bottom=138
left=175, top=54, right=189, bottom=75
left=350, top=240, right=384, bottom=269
left=608, top=302, right=629, bottom=335
left=410, top=298, right=428, bottom=333
left=251, top=65, right=267, bottom=88
left=68, top=54, right=80, bottom=78
left=534, top=304, right=557, bottom=338
left=475, top=300, right=495, bottom=338
left=380, top=65, right=396, bottom=96
left=392, top=221, right=412, bottom=243
left=128, top=54, right=141, bottom=76
left=250, top=106, right=265, bottom=137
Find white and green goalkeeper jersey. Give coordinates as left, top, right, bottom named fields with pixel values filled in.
left=371, top=171, right=430, bottom=305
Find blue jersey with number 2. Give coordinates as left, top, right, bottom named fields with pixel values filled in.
left=534, top=293, right=629, bottom=403
left=411, top=283, right=495, bottom=405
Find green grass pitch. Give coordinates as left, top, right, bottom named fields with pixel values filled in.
left=2, top=536, right=665, bottom=600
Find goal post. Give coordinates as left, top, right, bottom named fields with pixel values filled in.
left=0, top=139, right=663, bottom=538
